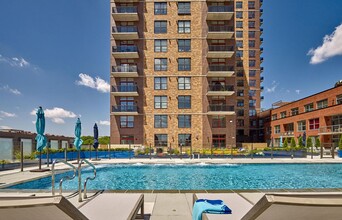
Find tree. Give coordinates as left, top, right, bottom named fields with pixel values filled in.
left=290, top=137, right=296, bottom=149
left=307, top=137, right=313, bottom=148
left=81, top=136, right=94, bottom=145
left=99, top=136, right=110, bottom=145
left=283, top=137, right=288, bottom=148
left=298, top=136, right=304, bottom=149
left=315, top=137, right=321, bottom=148
left=339, top=134, right=342, bottom=150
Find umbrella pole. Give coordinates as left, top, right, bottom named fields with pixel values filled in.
left=78, top=150, right=80, bottom=164
left=39, top=150, right=42, bottom=170
left=96, top=149, right=98, bottom=160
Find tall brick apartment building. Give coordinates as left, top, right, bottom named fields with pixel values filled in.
left=258, top=83, right=342, bottom=148
left=110, top=0, right=264, bottom=150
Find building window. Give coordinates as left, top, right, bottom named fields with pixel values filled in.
left=317, top=99, right=328, bottom=109
left=297, top=120, right=306, bottom=132
left=154, top=2, right=167, bottom=15
left=236, top=11, right=243, bottom=19
left=249, top=50, right=256, bottom=58
left=178, top=96, right=191, bottom=109
left=236, top=50, right=243, bottom=58
left=249, top=90, right=256, bottom=97
left=237, top=109, right=244, bottom=116
left=154, top=58, right=167, bottom=71
left=236, top=40, right=243, bottom=48
left=337, top=94, right=342, bottom=104
left=248, top=21, right=255, bottom=28
left=154, top=21, right=167, bottom=33
left=178, top=39, right=191, bottom=52
left=248, top=11, right=255, bottom=19
left=178, top=2, right=191, bottom=14
left=212, top=116, right=226, bottom=128
left=237, top=80, right=244, bottom=87
left=178, top=20, right=191, bottom=33
left=236, top=21, right=243, bottom=28
left=237, top=119, right=244, bottom=127
left=154, top=77, right=167, bottom=90
left=154, top=39, right=167, bottom=52
left=249, top=40, right=255, bottom=47
left=236, top=31, right=243, bottom=38
left=178, top=115, right=191, bottom=128
left=249, top=109, right=257, bottom=116
left=291, top=108, right=299, bottom=116
left=249, top=99, right=256, bottom=107
left=178, top=134, right=191, bottom=146
left=249, top=60, right=256, bottom=67
left=237, top=61, right=243, bottom=67
left=237, top=99, right=244, bottom=107
left=280, top=111, right=286, bottom=118
left=248, top=1, right=255, bottom=9
left=236, top=1, right=243, bottom=9
left=155, top=134, right=168, bottom=147
left=271, top=114, right=277, bottom=120
left=274, top=125, right=280, bottom=134
left=304, top=103, right=314, bottom=112
left=154, top=115, right=168, bottom=128
left=178, top=58, right=191, bottom=71
left=178, top=77, right=191, bottom=90
left=237, top=89, right=244, bottom=96
left=248, top=31, right=256, bottom=38
left=249, top=80, right=256, bottom=87
left=249, top=70, right=256, bottom=77
left=213, top=134, right=226, bottom=148
left=237, top=70, right=244, bottom=77
left=309, top=118, right=319, bottom=130
left=120, top=135, right=134, bottom=144
left=120, top=116, right=134, bottom=128
left=154, top=96, right=167, bottom=109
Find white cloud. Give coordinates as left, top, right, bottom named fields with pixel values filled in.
left=266, top=81, right=279, bottom=93
left=0, top=125, right=12, bottom=129
left=0, top=54, right=30, bottom=68
left=0, top=111, right=16, bottom=118
left=99, top=120, right=110, bottom=126
left=295, top=90, right=301, bottom=94
left=30, top=107, right=77, bottom=124
left=308, top=23, right=342, bottom=64
left=0, top=85, right=21, bottom=95
left=76, top=73, right=110, bottom=93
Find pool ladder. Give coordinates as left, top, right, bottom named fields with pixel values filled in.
left=51, top=160, right=77, bottom=196
left=78, top=159, right=97, bottom=202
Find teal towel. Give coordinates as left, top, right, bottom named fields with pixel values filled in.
left=192, top=199, right=232, bottom=220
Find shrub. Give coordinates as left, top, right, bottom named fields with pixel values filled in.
left=315, top=137, right=321, bottom=148
left=298, top=136, right=304, bottom=149
left=283, top=138, right=288, bottom=148
left=307, top=137, right=313, bottom=148
left=339, top=135, right=342, bottom=150
left=290, top=137, right=296, bottom=149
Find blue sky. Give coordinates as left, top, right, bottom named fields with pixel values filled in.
left=0, top=0, right=342, bottom=136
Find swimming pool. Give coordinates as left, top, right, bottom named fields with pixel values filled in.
left=8, top=163, right=342, bottom=190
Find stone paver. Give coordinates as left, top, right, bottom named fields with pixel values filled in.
left=151, top=193, right=192, bottom=219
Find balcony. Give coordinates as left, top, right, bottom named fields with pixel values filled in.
left=207, top=105, right=235, bottom=115
left=207, top=6, right=234, bottom=20
left=279, top=131, right=295, bottom=137
left=112, top=46, right=139, bottom=59
left=260, top=76, right=264, bottom=82
left=112, top=26, right=138, bottom=40
left=207, top=65, right=234, bottom=77
left=260, top=9, right=264, bottom=15
left=260, top=47, right=264, bottom=53
left=260, top=18, right=264, bottom=25
left=261, top=67, right=264, bottom=72
left=112, top=7, right=138, bottom=21
left=207, top=85, right=234, bottom=96
left=261, top=96, right=264, bottom=101
left=111, top=105, right=138, bottom=115
left=260, top=28, right=264, bottom=34
left=111, top=85, right=138, bottom=96
left=261, top=57, right=264, bottom=63
left=319, top=125, right=342, bottom=135
left=260, top=86, right=264, bottom=91
left=207, top=45, right=234, bottom=58
left=111, top=65, right=138, bottom=77
left=207, top=26, right=234, bottom=39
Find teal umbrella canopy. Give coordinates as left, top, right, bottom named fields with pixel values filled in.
left=73, top=118, right=83, bottom=151
left=35, top=107, right=47, bottom=152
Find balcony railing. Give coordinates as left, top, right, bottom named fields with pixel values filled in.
left=208, top=25, right=234, bottom=32
left=208, top=104, right=234, bottom=112
left=155, top=141, right=168, bottom=147
left=319, top=125, right=342, bottom=134
left=209, top=65, right=234, bottom=71
left=112, top=105, right=138, bottom=112
left=208, top=5, right=234, bottom=12
left=112, top=85, right=138, bottom=92
left=112, top=26, right=137, bottom=33
left=208, top=85, right=234, bottom=92
left=279, top=131, right=294, bottom=136
left=112, top=6, right=137, bottom=14
left=208, top=45, right=234, bottom=52
left=112, top=65, right=137, bottom=73
left=112, top=46, right=138, bottom=53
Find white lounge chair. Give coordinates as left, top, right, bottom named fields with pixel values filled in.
left=194, top=193, right=342, bottom=220
left=0, top=193, right=144, bottom=220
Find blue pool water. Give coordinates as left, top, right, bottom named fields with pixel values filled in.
left=8, top=163, right=342, bottom=190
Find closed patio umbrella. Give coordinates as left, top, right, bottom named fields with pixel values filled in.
left=74, top=118, right=83, bottom=163
left=93, top=123, right=100, bottom=160
left=303, top=132, right=307, bottom=147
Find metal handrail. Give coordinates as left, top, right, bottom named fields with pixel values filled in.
left=78, top=159, right=96, bottom=202
left=51, top=160, right=77, bottom=196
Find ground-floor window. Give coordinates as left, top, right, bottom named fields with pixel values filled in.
left=120, top=135, right=134, bottom=144
left=178, top=134, right=191, bottom=147
left=155, top=134, right=168, bottom=147
left=212, top=134, right=226, bottom=148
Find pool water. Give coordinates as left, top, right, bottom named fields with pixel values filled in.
left=8, top=163, right=342, bottom=190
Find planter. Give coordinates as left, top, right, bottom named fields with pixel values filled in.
left=337, top=150, right=342, bottom=158
left=263, top=150, right=307, bottom=158
left=38, top=150, right=134, bottom=161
